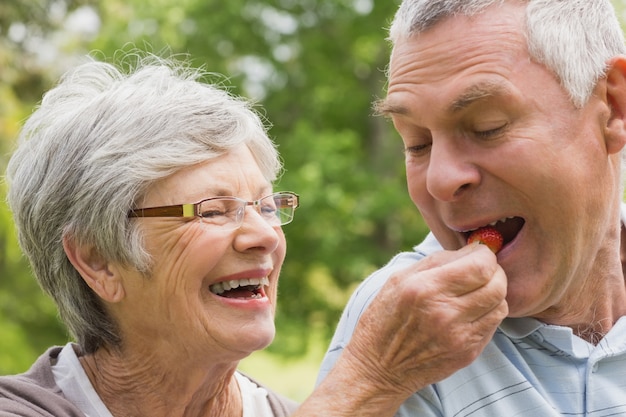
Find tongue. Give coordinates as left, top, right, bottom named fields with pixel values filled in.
left=221, top=286, right=259, bottom=299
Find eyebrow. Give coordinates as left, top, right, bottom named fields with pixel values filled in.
left=374, top=81, right=509, bottom=117
left=373, top=98, right=409, bottom=117
left=448, top=81, right=508, bottom=112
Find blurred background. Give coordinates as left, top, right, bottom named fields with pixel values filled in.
left=2, top=0, right=626, bottom=402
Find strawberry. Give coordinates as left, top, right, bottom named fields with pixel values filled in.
left=467, top=226, right=503, bottom=254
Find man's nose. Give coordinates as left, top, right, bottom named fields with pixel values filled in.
left=425, top=138, right=481, bottom=201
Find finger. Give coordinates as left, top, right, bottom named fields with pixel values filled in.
left=411, top=242, right=484, bottom=272
left=404, top=244, right=500, bottom=298
left=440, top=262, right=507, bottom=326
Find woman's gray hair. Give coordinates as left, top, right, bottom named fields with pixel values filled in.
left=5, top=54, right=281, bottom=353
left=388, top=0, right=626, bottom=108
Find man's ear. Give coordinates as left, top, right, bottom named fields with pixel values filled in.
left=62, top=235, right=125, bottom=303
left=604, top=55, right=626, bottom=155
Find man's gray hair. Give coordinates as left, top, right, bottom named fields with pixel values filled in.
left=388, top=0, right=626, bottom=108
left=5, top=54, right=281, bottom=353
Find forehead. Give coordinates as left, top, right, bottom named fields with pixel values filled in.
left=383, top=2, right=532, bottom=115
left=142, top=145, right=272, bottom=205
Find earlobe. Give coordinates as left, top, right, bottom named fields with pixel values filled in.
left=604, top=55, right=626, bottom=155
left=62, top=235, right=125, bottom=303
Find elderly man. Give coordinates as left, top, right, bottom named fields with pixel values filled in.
left=316, top=0, right=626, bottom=416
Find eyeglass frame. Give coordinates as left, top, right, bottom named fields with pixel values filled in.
left=128, top=191, right=299, bottom=229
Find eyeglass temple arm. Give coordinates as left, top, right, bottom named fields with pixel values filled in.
left=278, top=194, right=299, bottom=209
left=128, top=204, right=197, bottom=218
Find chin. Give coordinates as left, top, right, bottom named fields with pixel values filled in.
left=240, top=321, right=276, bottom=352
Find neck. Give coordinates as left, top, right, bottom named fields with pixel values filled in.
left=531, top=218, right=626, bottom=345
left=79, top=345, right=242, bottom=417
left=564, top=222, right=626, bottom=344
left=572, top=320, right=612, bottom=345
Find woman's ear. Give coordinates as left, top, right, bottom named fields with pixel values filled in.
left=62, top=235, right=125, bottom=303
left=604, top=55, right=626, bottom=155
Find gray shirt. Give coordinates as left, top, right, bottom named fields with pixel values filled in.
left=0, top=345, right=298, bottom=416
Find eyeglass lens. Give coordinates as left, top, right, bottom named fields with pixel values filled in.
left=198, top=193, right=296, bottom=228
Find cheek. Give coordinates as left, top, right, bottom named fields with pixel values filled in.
left=142, top=221, right=197, bottom=256
left=269, top=233, right=287, bottom=294
left=149, top=225, right=229, bottom=283
left=275, top=234, right=287, bottom=265
left=406, top=163, right=430, bottom=206
left=272, top=237, right=287, bottom=278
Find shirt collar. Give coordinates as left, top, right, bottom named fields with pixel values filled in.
left=499, top=317, right=545, bottom=339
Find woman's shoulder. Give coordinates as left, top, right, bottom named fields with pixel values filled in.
left=265, top=386, right=299, bottom=417
left=239, top=372, right=300, bottom=417
left=0, top=346, right=84, bottom=416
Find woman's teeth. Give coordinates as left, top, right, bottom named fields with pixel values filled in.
left=209, top=277, right=270, bottom=296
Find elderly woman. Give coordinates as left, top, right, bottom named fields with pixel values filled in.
left=0, top=53, right=472, bottom=417
left=2, top=55, right=300, bottom=416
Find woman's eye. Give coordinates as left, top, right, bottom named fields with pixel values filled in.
left=260, top=205, right=277, bottom=216
left=200, top=209, right=226, bottom=218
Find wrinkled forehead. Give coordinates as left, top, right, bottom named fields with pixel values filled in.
left=389, top=1, right=527, bottom=71
left=138, top=144, right=273, bottom=207
left=384, top=4, right=529, bottom=108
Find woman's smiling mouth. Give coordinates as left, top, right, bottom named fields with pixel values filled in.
left=209, top=277, right=270, bottom=299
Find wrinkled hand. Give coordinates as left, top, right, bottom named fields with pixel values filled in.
left=343, top=243, right=508, bottom=398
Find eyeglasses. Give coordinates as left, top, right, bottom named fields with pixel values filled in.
left=128, top=191, right=299, bottom=230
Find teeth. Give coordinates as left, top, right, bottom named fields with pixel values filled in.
left=466, top=216, right=514, bottom=232
left=490, top=216, right=513, bottom=226
left=209, top=276, right=270, bottom=295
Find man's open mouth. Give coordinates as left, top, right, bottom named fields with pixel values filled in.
left=464, top=216, right=525, bottom=246
left=209, top=277, right=269, bottom=299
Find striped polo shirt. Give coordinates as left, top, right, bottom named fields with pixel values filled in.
left=317, top=221, right=626, bottom=416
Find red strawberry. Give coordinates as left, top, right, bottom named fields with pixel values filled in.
left=467, top=226, right=503, bottom=254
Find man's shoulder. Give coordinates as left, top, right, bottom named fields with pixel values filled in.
left=360, top=249, right=427, bottom=290
left=324, top=246, right=431, bottom=344
left=317, top=236, right=438, bottom=385
left=350, top=233, right=439, bottom=303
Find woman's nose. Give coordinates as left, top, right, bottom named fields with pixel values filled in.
left=233, top=207, right=281, bottom=253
